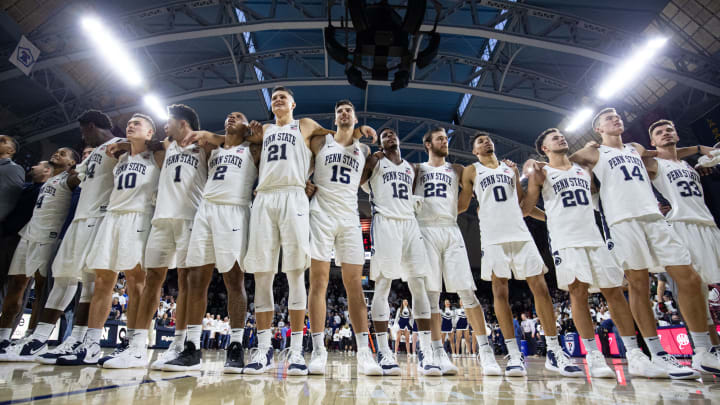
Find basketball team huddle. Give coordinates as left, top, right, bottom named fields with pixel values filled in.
left=2, top=86, right=720, bottom=381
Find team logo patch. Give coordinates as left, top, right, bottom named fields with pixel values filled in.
left=607, top=240, right=615, bottom=250
left=405, top=168, right=412, bottom=175
left=236, top=146, right=245, bottom=153
left=553, top=251, right=562, bottom=266
left=565, top=339, right=574, bottom=354
left=353, top=148, right=360, bottom=155
left=503, top=168, right=511, bottom=174
left=290, top=125, right=298, bottom=130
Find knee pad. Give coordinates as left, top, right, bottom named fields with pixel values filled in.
left=371, top=277, right=392, bottom=321
left=253, top=272, right=275, bottom=313
left=427, top=291, right=441, bottom=314
left=79, top=272, right=95, bottom=304
left=46, top=277, right=79, bottom=311
left=407, top=277, right=431, bottom=320
left=286, top=270, right=307, bottom=311
left=457, top=289, right=480, bottom=309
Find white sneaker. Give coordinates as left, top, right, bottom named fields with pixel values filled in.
left=692, top=348, right=720, bottom=375
left=417, top=348, right=442, bottom=376
left=357, top=347, right=383, bottom=376
left=151, top=341, right=182, bottom=370
left=0, top=337, right=30, bottom=361
left=478, top=345, right=502, bottom=376
left=504, top=353, right=527, bottom=377
left=433, top=348, right=458, bottom=375
left=651, top=351, right=700, bottom=380
left=586, top=350, right=615, bottom=378
left=56, top=341, right=103, bottom=365
left=377, top=350, right=401, bottom=375
left=308, top=348, right=327, bottom=375
left=104, top=345, right=148, bottom=369
left=243, top=346, right=274, bottom=374
left=627, top=348, right=667, bottom=378
left=37, top=337, right=81, bottom=365
left=280, top=349, right=308, bottom=376
left=545, top=349, right=584, bottom=377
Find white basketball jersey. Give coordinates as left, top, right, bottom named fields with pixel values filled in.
left=203, top=143, right=258, bottom=206
left=154, top=141, right=207, bottom=220
left=414, top=162, right=458, bottom=226
left=368, top=157, right=415, bottom=220
left=592, top=144, right=660, bottom=226
left=310, top=135, right=365, bottom=218
left=256, top=120, right=311, bottom=191
left=108, top=152, right=160, bottom=214
left=441, top=308, right=453, bottom=320
left=541, top=164, right=604, bottom=250
left=652, top=158, right=715, bottom=225
left=19, top=172, right=73, bottom=243
left=472, top=162, right=532, bottom=245
left=74, top=137, right=123, bottom=220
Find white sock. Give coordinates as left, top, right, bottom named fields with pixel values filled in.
left=291, top=331, right=303, bottom=352
left=621, top=335, right=639, bottom=350
left=132, top=329, right=148, bottom=348
left=476, top=334, right=489, bottom=348
left=257, top=329, right=271, bottom=349
left=33, top=322, right=55, bottom=342
left=356, top=332, right=369, bottom=350
left=375, top=332, right=389, bottom=352
left=690, top=331, right=711, bottom=352
left=231, top=328, right=244, bottom=345
left=644, top=336, right=664, bottom=356
left=71, top=325, right=87, bottom=342
left=546, top=335, right=561, bottom=351
left=85, top=328, right=102, bottom=345
left=187, top=325, right=202, bottom=348
left=24, top=329, right=34, bottom=338
left=173, top=329, right=186, bottom=345
left=582, top=338, right=597, bottom=352
left=506, top=339, right=521, bottom=356
left=418, top=331, right=432, bottom=353
left=312, top=332, right=324, bottom=350
left=0, top=328, right=10, bottom=341
left=431, top=340, right=443, bottom=351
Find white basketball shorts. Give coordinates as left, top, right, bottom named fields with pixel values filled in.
left=480, top=240, right=547, bottom=281
left=420, top=225, right=476, bottom=293
left=186, top=200, right=250, bottom=273
left=607, top=216, right=691, bottom=272
left=86, top=211, right=152, bottom=272
left=369, top=215, right=432, bottom=285
left=145, top=218, right=194, bottom=269
left=8, top=238, right=56, bottom=277
left=310, top=209, right=364, bottom=266
left=51, top=216, right=104, bottom=280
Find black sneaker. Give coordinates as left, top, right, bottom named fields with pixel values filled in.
left=98, top=341, right=129, bottom=366
left=223, top=342, right=245, bottom=374
left=162, top=341, right=202, bottom=371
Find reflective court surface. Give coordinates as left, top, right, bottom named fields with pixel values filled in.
left=1, top=351, right=718, bottom=404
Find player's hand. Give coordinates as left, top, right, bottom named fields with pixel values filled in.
left=502, top=159, right=518, bottom=172
left=695, top=165, right=715, bottom=176
left=305, top=180, right=316, bottom=198
left=359, top=125, right=377, bottom=144
left=699, top=145, right=719, bottom=158
left=249, top=120, right=264, bottom=138
left=373, top=150, right=385, bottom=160
left=66, top=165, right=77, bottom=176
left=106, top=142, right=129, bottom=158
left=529, top=160, right=547, bottom=182
left=585, top=141, right=600, bottom=149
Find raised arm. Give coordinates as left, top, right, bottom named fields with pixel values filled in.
left=458, top=164, right=476, bottom=213
left=181, top=130, right=225, bottom=148
left=678, top=144, right=719, bottom=160
left=360, top=152, right=381, bottom=186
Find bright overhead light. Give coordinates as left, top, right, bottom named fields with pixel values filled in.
left=565, top=107, right=594, bottom=132
left=143, top=94, right=168, bottom=121
left=596, top=37, right=668, bottom=100
left=81, top=16, right=144, bottom=87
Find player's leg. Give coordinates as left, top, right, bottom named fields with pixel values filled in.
left=568, top=281, right=614, bottom=378
left=308, top=258, right=330, bottom=373
left=0, top=237, right=34, bottom=349
left=460, top=290, right=501, bottom=374
left=222, top=263, right=247, bottom=373
left=284, top=268, right=308, bottom=375
left=406, top=275, right=442, bottom=376
left=27, top=273, right=47, bottom=333
left=371, top=275, right=399, bottom=375
left=73, top=268, right=119, bottom=365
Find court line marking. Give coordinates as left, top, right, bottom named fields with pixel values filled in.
left=0, top=375, right=192, bottom=405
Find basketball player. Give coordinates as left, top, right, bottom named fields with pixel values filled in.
left=161, top=111, right=259, bottom=373
left=57, top=114, right=162, bottom=367
left=523, top=128, right=662, bottom=378
left=459, top=132, right=583, bottom=377
left=7, top=111, right=123, bottom=365
left=305, top=100, right=383, bottom=376
left=361, top=128, right=442, bottom=376
left=0, top=147, right=79, bottom=361
left=646, top=119, right=720, bottom=369
left=569, top=107, right=720, bottom=378
left=414, top=127, right=501, bottom=375
left=240, top=87, right=374, bottom=375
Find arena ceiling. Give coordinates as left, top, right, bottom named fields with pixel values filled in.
left=1, top=0, right=719, bottom=165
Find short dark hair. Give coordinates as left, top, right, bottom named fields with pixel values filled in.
left=334, top=99, right=354, bottom=110
left=535, top=128, right=560, bottom=156
left=2, top=135, right=19, bottom=155
left=167, top=104, right=200, bottom=131
left=131, top=113, right=157, bottom=135
left=378, top=127, right=396, bottom=139
left=422, top=127, right=446, bottom=151
left=471, top=131, right=491, bottom=146
left=61, top=147, right=81, bottom=164
left=77, top=109, right=112, bottom=130
left=272, top=86, right=294, bottom=97
left=591, top=107, right=616, bottom=132
left=648, top=119, right=674, bottom=137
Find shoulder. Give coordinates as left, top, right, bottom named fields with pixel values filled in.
left=359, top=143, right=370, bottom=157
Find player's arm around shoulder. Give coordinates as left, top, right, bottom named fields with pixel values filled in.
left=360, top=149, right=382, bottom=185
left=520, top=160, right=546, bottom=217
left=245, top=121, right=267, bottom=145
left=458, top=164, right=476, bottom=213
left=249, top=143, right=262, bottom=166
left=569, top=141, right=600, bottom=170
